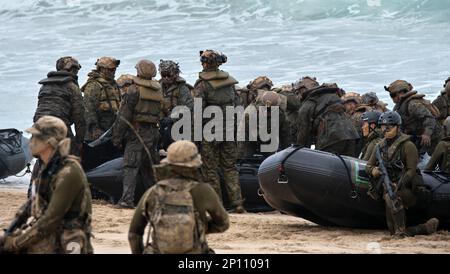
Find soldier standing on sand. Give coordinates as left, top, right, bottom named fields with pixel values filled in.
left=193, top=50, right=245, bottom=213
left=112, top=60, right=162, bottom=209
left=82, top=56, right=121, bottom=141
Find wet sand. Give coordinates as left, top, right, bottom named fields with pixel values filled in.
left=1, top=188, right=450, bottom=254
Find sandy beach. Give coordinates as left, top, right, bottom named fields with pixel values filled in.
left=1, top=188, right=450, bottom=254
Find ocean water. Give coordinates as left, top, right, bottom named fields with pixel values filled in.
left=0, top=0, right=449, bottom=129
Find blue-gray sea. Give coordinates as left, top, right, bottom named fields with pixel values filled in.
left=1, top=0, right=449, bottom=185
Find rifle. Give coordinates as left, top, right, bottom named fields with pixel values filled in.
left=4, top=199, right=32, bottom=236
left=87, top=127, right=112, bottom=148
left=374, top=145, right=403, bottom=213
left=0, top=199, right=31, bottom=253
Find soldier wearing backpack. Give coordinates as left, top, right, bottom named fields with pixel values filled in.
left=128, top=140, right=229, bottom=254
left=386, top=80, right=442, bottom=155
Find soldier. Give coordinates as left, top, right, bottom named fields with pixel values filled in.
left=0, top=116, right=93, bottom=254
left=293, top=76, right=320, bottom=102
left=275, top=83, right=301, bottom=143
left=296, top=84, right=360, bottom=157
left=237, top=90, right=290, bottom=159
left=82, top=56, right=121, bottom=141
left=361, top=92, right=388, bottom=113
left=33, top=56, right=85, bottom=155
left=193, top=49, right=245, bottom=213
left=128, top=140, right=229, bottom=254
left=365, top=111, right=439, bottom=238
left=359, top=111, right=382, bottom=161
left=236, top=76, right=273, bottom=109
left=432, top=77, right=450, bottom=124
left=159, top=59, right=194, bottom=150
left=342, top=92, right=361, bottom=116
left=425, top=116, right=450, bottom=172
left=112, top=60, right=162, bottom=209
left=116, top=74, right=134, bottom=96
left=386, top=80, right=441, bottom=155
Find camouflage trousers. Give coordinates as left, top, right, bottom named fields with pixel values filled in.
left=119, top=125, right=160, bottom=206
left=200, top=141, right=243, bottom=208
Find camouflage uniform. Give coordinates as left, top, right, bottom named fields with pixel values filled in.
left=112, top=60, right=162, bottom=208
left=296, top=85, right=360, bottom=157
left=159, top=60, right=194, bottom=150
left=193, top=50, right=244, bottom=210
left=425, top=117, right=450, bottom=172
left=276, top=84, right=302, bottom=143
left=33, top=57, right=85, bottom=154
left=116, top=74, right=134, bottom=96
left=432, top=76, right=450, bottom=124
left=361, top=92, right=389, bottom=113
left=82, top=57, right=121, bottom=141
left=0, top=116, right=93, bottom=254
left=392, top=90, right=441, bottom=155
left=237, top=90, right=291, bottom=159
left=128, top=141, right=229, bottom=254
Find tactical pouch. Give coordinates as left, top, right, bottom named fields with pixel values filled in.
left=61, top=228, right=88, bottom=254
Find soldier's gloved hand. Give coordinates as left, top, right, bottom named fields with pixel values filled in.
left=420, top=134, right=431, bottom=147
left=0, top=235, right=17, bottom=253
left=371, top=167, right=382, bottom=178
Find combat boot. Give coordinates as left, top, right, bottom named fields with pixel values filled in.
left=391, top=209, right=408, bottom=239
left=423, top=218, right=439, bottom=234
left=406, top=218, right=439, bottom=236
left=229, top=205, right=247, bottom=214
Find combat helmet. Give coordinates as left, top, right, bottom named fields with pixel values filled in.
left=135, top=59, right=157, bottom=79
left=161, top=140, right=202, bottom=168
left=96, top=56, right=120, bottom=69
left=56, top=56, right=81, bottom=71
left=378, top=111, right=402, bottom=126
left=159, top=59, right=180, bottom=75
left=247, top=76, right=273, bottom=91
left=199, top=50, right=227, bottom=66
left=361, top=111, right=381, bottom=125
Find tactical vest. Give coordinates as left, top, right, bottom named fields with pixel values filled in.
left=32, top=155, right=92, bottom=254
left=378, top=134, right=411, bottom=183
left=34, top=72, right=76, bottom=127
left=161, top=78, right=187, bottom=115
left=83, top=74, right=121, bottom=113
left=196, top=70, right=238, bottom=109
left=133, top=77, right=163, bottom=124
left=396, top=92, right=438, bottom=135
left=145, top=179, right=206, bottom=254
left=361, top=129, right=382, bottom=158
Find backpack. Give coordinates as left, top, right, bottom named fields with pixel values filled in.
left=407, top=94, right=440, bottom=118
left=149, top=180, right=199, bottom=254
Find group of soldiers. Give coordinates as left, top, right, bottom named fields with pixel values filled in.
left=1, top=48, right=450, bottom=253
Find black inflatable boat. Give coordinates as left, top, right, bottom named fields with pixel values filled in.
left=258, top=146, right=450, bottom=229
left=0, top=129, right=32, bottom=179
left=84, top=141, right=272, bottom=212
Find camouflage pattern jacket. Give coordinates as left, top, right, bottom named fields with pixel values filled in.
left=128, top=164, right=229, bottom=254
left=296, top=86, right=360, bottom=150
left=82, top=70, right=121, bottom=139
